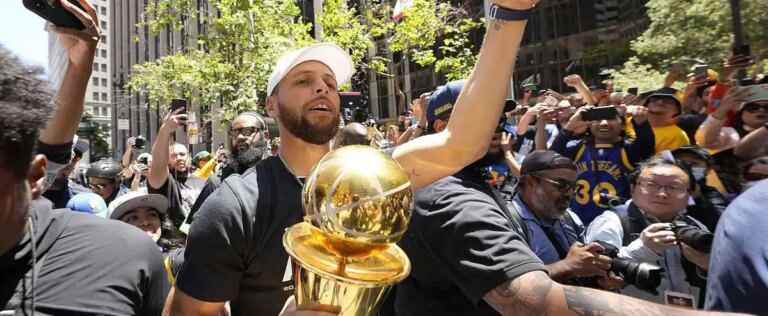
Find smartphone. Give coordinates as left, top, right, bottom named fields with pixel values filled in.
left=170, top=99, right=187, bottom=114
left=23, top=0, right=85, bottom=30
left=694, top=64, right=709, bottom=78
left=733, top=44, right=751, bottom=57
left=627, top=87, right=639, bottom=96
left=582, top=106, right=619, bottom=121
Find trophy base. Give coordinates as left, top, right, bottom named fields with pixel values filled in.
left=283, top=222, right=411, bottom=316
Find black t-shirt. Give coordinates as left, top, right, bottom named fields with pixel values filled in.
left=175, top=157, right=303, bottom=316
left=395, top=168, right=546, bottom=316
left=0, top=199, right=169, bottom=315
left=149, top=172, right=206, bottom=229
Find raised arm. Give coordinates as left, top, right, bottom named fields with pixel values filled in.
left=39, top=1, right=100, bottom=145
left=734, top=126, right=768, bottom=160
left=393, top=0, right=532, bottom=189
left=483, top=271, right=746, bottom=316
left=563, top=75, right=596, bottom=106
left=148, top=109, right=185, bottom=189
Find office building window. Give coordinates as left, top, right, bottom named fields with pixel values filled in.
left=101, top=21, right=107, bottom=30
left=92, top=77, right=99, bottom=86
left=92, top=92, right=99, bottom=100
left=93, top=62, right=98, bottom=71
left=101, top=64, right=107, bottom=72
left=101, top=93, right=108, bottom=102
left=101, top=49, right=107, bottom=57
left=101, top=78, right=107, bottom=87
left=101, top=6, right=107, bottom=16
left=101, top=35, right=107, bottom=44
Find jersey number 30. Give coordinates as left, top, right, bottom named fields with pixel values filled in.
left=574, top=179, right=617, bottom=208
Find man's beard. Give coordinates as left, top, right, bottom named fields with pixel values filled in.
left=229, top=140, right=267, bottom=173
left=278, top=102, right=339, bottom=145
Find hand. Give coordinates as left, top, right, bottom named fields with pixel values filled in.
left=715, top=86, right=756, bottom=119
left=564, top=105, right=591, bottom=134
left=500, top=132, right=515, bottom=153
left=279, top=296, right=340, bottom=316
left=626, top=105, right=648, bottom=124
left=684, top=73, right=710, bottom=96
left=543, top=90, right=565, bottom=101
left=680, top=243, right=710, bottom=271
left=493, top=0, right=539, bottom=10
left=48, top=0, right=101, bottom=70
left=161, top=108, right=188, bottom=131
left=597, top=271, right=626, bottom=291
left=561, top=242, right=611, bottom=278
left=667, top=63, right=687, bottom=83
left=640, top=223, right=677, bottom=254
left=563, top=74, right=584, bottom=88
left=538, top=108, right=558, bottom=123
left=126, top=137, right=136, bottom=148
left=620, top=94, right=640, bottom=107
left=720, top=55, right=755, bottom=83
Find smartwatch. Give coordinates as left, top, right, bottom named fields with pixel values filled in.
left=488, top=4, right=532, bottom=21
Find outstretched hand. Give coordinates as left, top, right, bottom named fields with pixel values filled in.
left=48, top=0, right=101, bottom=70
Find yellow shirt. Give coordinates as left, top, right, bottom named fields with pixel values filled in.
left=652, top=125, right=690, bottom=153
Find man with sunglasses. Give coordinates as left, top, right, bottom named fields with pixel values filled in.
left=186, top=112, right=270, bottom=226
left=507, top=150, right=619, bottom=289
left=85, top=159, right=128, bottom=205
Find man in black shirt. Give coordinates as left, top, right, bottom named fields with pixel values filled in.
left=148, top=113, right=206, bottom=231
left=1, top=4, right=169, bottom=313
left=186, top=111, right=270, bottom=225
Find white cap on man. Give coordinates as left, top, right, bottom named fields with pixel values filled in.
left=266, top=43, right=355, bottom=97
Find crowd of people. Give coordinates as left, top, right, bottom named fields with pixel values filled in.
left=2, top=0, right=767, bottom=315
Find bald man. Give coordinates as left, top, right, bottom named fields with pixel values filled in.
left=334, top=122, right=371, bottom=148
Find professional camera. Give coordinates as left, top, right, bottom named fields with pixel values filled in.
left=594, top=241, right=664, bottom=295
left=669, top=220, right=714, bottom=253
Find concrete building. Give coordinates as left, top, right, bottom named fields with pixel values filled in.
left=109, top=0, right=214, bottom=158
left=48, top=0, right=114, bottom=159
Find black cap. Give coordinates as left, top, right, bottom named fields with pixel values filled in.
left=672, top=145, right=713, bottom=164
left=521, top=150, right=576, bottom=175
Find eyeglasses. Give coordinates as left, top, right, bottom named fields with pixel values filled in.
left=743, top=104, right=768, bottom=113
left=532, top=174, right=578, bottom=193
left=88, top=182, right=112, bottom=191
left=230, top=127, right=262, bottom=137
left=638, top=179, right=688, bottom=196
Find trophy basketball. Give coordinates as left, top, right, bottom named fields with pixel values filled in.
left=283, top=145, right=413, bottom=316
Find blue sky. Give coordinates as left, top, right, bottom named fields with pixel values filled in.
left=0, top=2, right=51, bottom=72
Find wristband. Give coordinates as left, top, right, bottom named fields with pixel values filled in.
left=488, top=4, right=532, bottom=21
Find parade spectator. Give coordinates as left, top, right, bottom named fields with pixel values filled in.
left=0, top=1, right=169, bottom=312
left=586, top=158, right=711, bottom=308
left=109, top=192, right=185, bottom=256
left=644, top=87, right=691, bottom=153
left=86, top=159, right=129, bottom=205
left=42, top=137, right=91, bottom=208
left=740, top=156, right=768, bottom=191
left=334, top=122, right=371, bottom=148
left=551, top=104, right=655, bottom=225
left=672, top=146, right=727, bottom=231
left=66, top=192, right=108, bottom=218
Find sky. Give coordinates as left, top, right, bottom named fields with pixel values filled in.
left=0, top=2, right=51, bottom=73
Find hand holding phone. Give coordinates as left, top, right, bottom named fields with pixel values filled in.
left=170, top=99, right=188, bottom=114
left=24, top=0, right=85, bottom=30
left=581, top=106, right=620, bottom=121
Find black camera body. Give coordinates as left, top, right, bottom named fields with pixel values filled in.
left=133, top=136, right=147, bottom=150
left=594, top=240, right=664, bottom=295
left=669, top=220, right=714, bottom=253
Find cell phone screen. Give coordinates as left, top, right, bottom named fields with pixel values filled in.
left=170, top=99, right=187, bottom=114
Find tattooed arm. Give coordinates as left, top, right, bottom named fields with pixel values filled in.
left=483, top=271, right=748, bottom=316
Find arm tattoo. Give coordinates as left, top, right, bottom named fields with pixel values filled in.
left=484, top=271, right=553, bottom=316
left=563, top=286, right=688, bottom=316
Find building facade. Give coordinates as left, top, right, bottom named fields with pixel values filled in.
left=514, top=0, right=649, bottom=93
left=48, top=0, right=114, bottom=160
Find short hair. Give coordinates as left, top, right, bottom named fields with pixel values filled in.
left=0, top=45, right=54, bottom=179
left=631, top=156, right=696, bottom=192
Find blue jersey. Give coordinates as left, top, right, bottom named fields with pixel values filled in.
left=569, top=144, right=635, bottom=226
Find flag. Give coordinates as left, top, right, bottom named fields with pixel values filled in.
left=392, top=0, right=413, bottom=22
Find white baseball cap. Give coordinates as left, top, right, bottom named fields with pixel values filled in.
left=108, top=191, right=169, bottom=220
left=266, top=43, right=355, bottom=97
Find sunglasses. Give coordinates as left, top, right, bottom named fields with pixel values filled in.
left=230, top=126, right=263, bottom=137
left=743, top=104, right=768, bottom=113
left=531, top=174, right=578, bottom=193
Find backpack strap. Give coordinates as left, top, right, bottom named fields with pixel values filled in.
left=611, top=202, right=648, bottom=246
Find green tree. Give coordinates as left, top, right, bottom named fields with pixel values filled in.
left=79, top=113, right=111, bottom=160
left=632, top=0, right=768, bottom=66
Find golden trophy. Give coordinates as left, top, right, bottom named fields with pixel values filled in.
left=283, top=145, right=413, bottom=316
